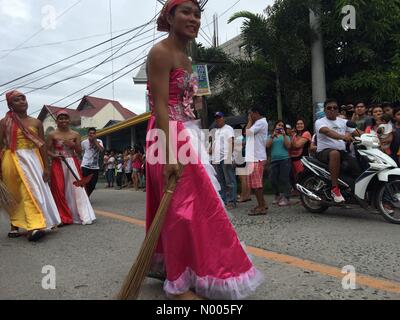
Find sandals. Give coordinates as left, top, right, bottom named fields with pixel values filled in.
left=248, top=207, right=268, bottom=216
left=28, top=230, right=45, bottom=242
left=147, top=271, right=166, bottom=282
left=168, top=290, right=204, bottom=300
left=226, top=203, right=236, bottom=210
left=237, top=198, right=252, bottom=203
left=8, top=230, right=21, bottom=238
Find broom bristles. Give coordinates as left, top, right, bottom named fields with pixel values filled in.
left=118, top=165, right=184, bottom=300
left=0, top=180, right=17, bottom=210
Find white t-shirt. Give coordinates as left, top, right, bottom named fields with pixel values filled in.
left=245, top=118, right=268, bottom=162
left=107, top=157, right=116, bottom=170
left=212, top=124, right=235, bottom=164
left=81, top=139, right=104, bottom=170
left=315, top=117, right=355, bottom=152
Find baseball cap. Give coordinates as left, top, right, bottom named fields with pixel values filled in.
left=214, top=112, right=224, bottom=118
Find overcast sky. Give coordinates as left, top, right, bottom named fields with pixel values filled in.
left=0, top=0, right=273, bottom=118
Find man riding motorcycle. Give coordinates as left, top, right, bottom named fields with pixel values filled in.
left=315, top=98, right=361, bottom=203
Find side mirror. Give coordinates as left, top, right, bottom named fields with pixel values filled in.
left=346, top=120, right=357, bottom=128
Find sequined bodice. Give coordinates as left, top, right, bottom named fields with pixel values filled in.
left=148, top=68, right=198, bottom=122
left=16, top=127, right=38, bottom=149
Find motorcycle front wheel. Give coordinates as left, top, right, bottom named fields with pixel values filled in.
left=376, top=179, right=400, bottom=224
left=299, top=173, right=329, bottom=214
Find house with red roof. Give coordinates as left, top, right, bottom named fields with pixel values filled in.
left=38, top=95, right=136, bottom=133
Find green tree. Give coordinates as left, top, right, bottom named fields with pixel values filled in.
left=319, top=0, right=400, bottom=103
left=229, top=0, right=314, bottom=123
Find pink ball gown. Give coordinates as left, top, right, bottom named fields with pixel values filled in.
left=146, top=68, right=264, bottom=299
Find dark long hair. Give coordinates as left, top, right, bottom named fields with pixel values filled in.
left=273, top=119, right=287, bottom=135
left=295, top=118, right=308, bottom=136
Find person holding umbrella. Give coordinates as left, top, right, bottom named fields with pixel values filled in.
left=143, top=0, right=263, bottom=300
left=47, top=111, right=96, bottom=226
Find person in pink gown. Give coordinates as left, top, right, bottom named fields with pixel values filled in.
left=145, top=0, right=264, bottom=300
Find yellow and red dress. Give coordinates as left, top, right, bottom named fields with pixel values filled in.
left=1, top=127, right=61, bottom=231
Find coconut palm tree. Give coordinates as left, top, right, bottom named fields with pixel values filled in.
left=229, top=11, right=285, bottom=119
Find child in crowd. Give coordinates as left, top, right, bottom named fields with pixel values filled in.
left=116, top=156, right=124, bottom=190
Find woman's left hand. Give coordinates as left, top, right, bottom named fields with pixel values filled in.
left=42, top=168, right=50, bottom=183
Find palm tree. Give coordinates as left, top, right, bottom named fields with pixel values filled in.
left=229, top=11, right=284, bottom=119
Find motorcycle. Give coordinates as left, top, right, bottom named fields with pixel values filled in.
left=296, top=122, right=400, bottom=224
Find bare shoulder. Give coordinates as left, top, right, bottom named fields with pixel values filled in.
left=30, top=117, right=44, bottom=128
left=47, top=130, right=56, bottom=138
left=71, top=129, right=81, bottom=138
left=148, top=41, right=170, bottom=58
left=148, top=41, right=173, bottom=67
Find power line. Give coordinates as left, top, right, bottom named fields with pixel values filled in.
left=0, top=27, right=136, bottom=53
left=26, top=36, right=162, bottom=94
left=200, top=0, right=242, bottom=31
left=109, top=0, right=115, bottom=101
left=30, top=15, right=158, bottom=92
left=28, top=35, right=164, bottom=116
left=199, top=29, right=213, bottom=47
left=0, top=0, right=83, bottom=60
left=0, top=33, right=164, bottom=104
left=28, top=57, right=145, bottom=116
left=153, top=0, right=159, bottom=46
left=203, top=13, right=215, bottom=43
left=3, top=27, right=156, bottom=93
left=0, top=17, right=158, bottom=88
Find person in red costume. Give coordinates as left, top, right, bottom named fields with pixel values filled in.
left=47, top=111, right=96, bottom=226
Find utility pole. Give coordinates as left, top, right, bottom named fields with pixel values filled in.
left=213, top=13, right=219, bottom=47
left=310, top=8, right=327, bottom=123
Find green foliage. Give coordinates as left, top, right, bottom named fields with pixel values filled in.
left=197, top=0, right=400, bottom=126
left=72, top=127, right=91, bottom=137
left=320, top=0, right=400, bottom=103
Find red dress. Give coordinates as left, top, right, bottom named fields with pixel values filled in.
left=146, top=68, right=263, bottom=299
left=50, top=139, right=96, bottom=225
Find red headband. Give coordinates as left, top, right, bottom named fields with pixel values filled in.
left=56, top=110, right=70, bottom=119
left=5, top=90, right=24, bottom=108
left=157, top=0, right=198, bottom=32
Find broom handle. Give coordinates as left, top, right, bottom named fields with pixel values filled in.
left=118, top=164, right=184, bottom=300
left=60, top=156, right=80, bottom=181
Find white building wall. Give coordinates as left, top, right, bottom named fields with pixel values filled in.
left=42, top=116, right=56, bottom=132
left=219, top=35, right=247, bottom=59
left=81, top=103, right=124, bottom=129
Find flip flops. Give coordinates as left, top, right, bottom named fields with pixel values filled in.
left=237, top=198, right=252, bottom=203
left=248, top=207, right=268, bottom=216
left=8, top=230, right=21, bottom=238
left=147, top=271, right=166, bottom=282
left=28, top=230, right=45, bottom=242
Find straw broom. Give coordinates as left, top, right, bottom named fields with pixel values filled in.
left=0, top=179, right=17, bottom=211
left=118, top=164, right=184, bottom=300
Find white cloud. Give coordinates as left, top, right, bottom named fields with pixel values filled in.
left=0, top=0, right=31, bottom=21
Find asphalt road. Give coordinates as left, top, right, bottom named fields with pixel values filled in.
left=1, top=186, right=400, bottom=300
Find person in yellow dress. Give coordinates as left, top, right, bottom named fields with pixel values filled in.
left=0, top=90, right=61, bottom=241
